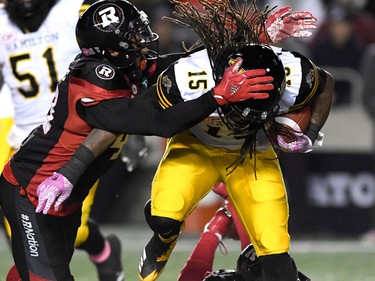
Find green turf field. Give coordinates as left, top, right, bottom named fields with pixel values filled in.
left=1, top=228, right=375, bottom=280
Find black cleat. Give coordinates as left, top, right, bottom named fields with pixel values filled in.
left=95, top=234, right=125, bottom=281
left=138, top=233, right=178, bottom=281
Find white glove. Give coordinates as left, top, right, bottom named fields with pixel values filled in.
left=314, top=131, right=324, bottom=147
left=36, top=173, right=73, bottom=214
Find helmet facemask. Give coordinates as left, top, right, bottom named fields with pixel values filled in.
left=105, top=29, right=159, bottom=85
left=218, top=102, right=280, bottom=137
left=113, top=10, right=159, bottom=66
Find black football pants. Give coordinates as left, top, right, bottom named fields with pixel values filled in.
left=0, top=175, right=81, bottom=281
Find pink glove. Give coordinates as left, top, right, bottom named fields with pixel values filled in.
left=36, top=173, right=73, bottom=214
left=212, top=58, right=274, bottom=106
left=276, top=131, right=313, bottom=153
left=265, top=6, right=317, bottom=43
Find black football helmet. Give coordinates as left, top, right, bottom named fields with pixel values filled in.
left=236, top=244, right=262, bottom=281
left=76, top=0, right=159, bottom=69
left=6, top=0, right=54, bottom=18
left=218, top=44, right=286, bottom=136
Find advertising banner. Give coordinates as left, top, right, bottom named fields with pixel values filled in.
left=280, top=152, right=375, bottom=237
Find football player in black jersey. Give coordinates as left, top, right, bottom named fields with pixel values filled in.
left=0, top=0, right=275, bottom=280
left=0, top=0, right=133, bottom=280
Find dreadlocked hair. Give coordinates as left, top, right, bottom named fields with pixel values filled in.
left=165, top=0, right=276, bottom=82
left=226, top=125, right=280, bottom=177
left=226, top=133, right=257, bottom=175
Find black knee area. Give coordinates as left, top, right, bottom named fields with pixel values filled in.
left=144, top=199, right=154, bottom=229
left=143, top=200, right=182, bottom=237
left=76, top=219, right=105, bottom=255
left=152, top=216, right=182, bottom=237
left=259, top=253, right=297, bottom=281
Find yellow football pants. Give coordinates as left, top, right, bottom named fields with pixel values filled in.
left=151, top=130, right=290, bottom=256
left=0, top=117, right=13, bottom=174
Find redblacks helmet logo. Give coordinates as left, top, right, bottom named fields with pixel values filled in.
left=93, top=3, right=125, bottom=32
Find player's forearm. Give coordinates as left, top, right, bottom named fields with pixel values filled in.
left=58, top=129, right=117, bottom=184
left=309, top=70, right=334, bottom=129
left=58, top=144, right=95, bottom=184
left=96, top=88, right=219, bottom=137
left=306, top=70, right=334, bottom=142
left=81, top=128, right=117, bottom=157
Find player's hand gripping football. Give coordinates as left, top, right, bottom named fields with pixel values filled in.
left=276, top=131, right=313, bottom=153
left=212, top=58, right=274, bottom=106
left=265, top=6, right=317, bottom=43
left=36, top=172, right=73, bottom=214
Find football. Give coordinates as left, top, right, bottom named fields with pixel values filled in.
left=275, top=104, right=312, bottom=133
left=268, top=104, right=312, bottom=144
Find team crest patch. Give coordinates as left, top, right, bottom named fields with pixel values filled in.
left=95, top=64, right=115, bottom=80
left=162, top=75, right=172, bottom=93
left=93, top=3, right=125, bottom=32
left=131, top=84, right=138, bottom=96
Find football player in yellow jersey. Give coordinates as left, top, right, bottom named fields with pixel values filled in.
left=137, top=1, right=333, bottom=281
left=0, top=0, right=124, bottom=280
